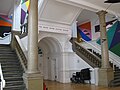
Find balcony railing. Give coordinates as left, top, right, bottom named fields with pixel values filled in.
left=20, top=23, right=28, bottom=38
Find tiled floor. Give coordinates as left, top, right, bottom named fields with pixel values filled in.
left=45, top=80, right=120, bottom=90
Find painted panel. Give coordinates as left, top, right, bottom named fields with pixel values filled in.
left=0, top=15, right=12, bottom=38
left=77, top=22, right=92, bottom=41
left=21, top=0, right=30, bottom=25
left=97, top=21, right=120, bottom=57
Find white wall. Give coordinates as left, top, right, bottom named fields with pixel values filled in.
left=20, top=20, right=96, bottom=84
left=21, top=36, right=28, bottom=50
left=0, top=35, right=11, bottom=44
left=12, top=0, right=21, bottom=31
left=37, top=30, right=95, bottom=84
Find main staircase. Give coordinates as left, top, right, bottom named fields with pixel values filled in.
left=71, top=38, right=120, bottom=87
left=0, top=44, right=26, bottom=90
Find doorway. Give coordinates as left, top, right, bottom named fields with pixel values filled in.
left=38, top=37, right=62, bottom=82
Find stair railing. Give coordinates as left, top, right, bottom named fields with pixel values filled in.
left=12, top=22, right=28, bottom=71
left=20, top=23, right=28, bottom=38
left=81, top=39, right=101, bottom=54
left=81, top=39, right=120, bottom=69
left=0, top=63, right=5, bottom=90
left=14, top=35, right=27, bottom=71
left=0, top=32, right=11, bottom=44
left=74, top=41, right=101, bottom=68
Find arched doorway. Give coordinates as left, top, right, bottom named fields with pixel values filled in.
left=38, top=37, right=62, bottom=82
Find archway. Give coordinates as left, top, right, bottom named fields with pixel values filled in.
left=38, top=37, right=62, bottom=82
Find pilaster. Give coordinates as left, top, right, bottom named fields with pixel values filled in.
left=23, top=73, right=43, bottom=90
left=23, top=0, right=43, bottom=89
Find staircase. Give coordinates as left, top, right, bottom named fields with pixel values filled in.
left=71, top=38, right=120, bottom=87
left=109, top=65, right=120, bottom=87
left=71, top=39, right=101, bottom=68
left=0, top=44, right=26, bottom=90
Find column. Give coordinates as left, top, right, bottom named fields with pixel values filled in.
left=71, top=21, right=77, bottom=38
left=11, top=0, right=21, bottom=49
left=97, top=11, right=110, bottom=68
left=27, top=0, right=39, bottom=74
left=12, top=0, right=21, bottom=32
left=97, top=10, right=113, bottom=87
left=23, top=0, right=43, bottom=90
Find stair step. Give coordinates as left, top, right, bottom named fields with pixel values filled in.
left=1, top=64, right=20, bottom=68
left=3, top=72, right=23, bottom=76
left=5, top=81, right=24, bottom=87
left=111, top=82, right=120, bottom=87
left=0, top=47, right=10, bottom=49
left=1, top=62, right=18, bottom=64
left=0, top=51, right=15, bottom=54
left=0, top=57, right=18, bottom=59
left=114, top=72, right=120, bottom=77
left=0, top=44, right=10, bottom=46
left=0, top=45, right=26, bottom=89
left=2, top=67, right=23, bottom=71
left=5, top=77, right=23, bottom=82
left=114, top=75, right=120, bottom=79
left=3, top=84, right=26, bottom=90
left=0, top=54, right=16, bottom=56
left=0, top=59, right=18, bottom=62
left=0, top=60, right=20, bottom=64
left=3, top=74, right=22, bottom=77
left=1, top=62, right=20, bottom=65
left=2, top=65, right=21, bottom=68
left=3, top=69, right=23, bottom=73
left=0, top=49, right=15, bottom=54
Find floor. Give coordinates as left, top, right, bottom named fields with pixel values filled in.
left=45, top=80, right=120, bottom=90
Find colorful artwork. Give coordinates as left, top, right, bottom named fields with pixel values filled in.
left=97, top=21, right=120, bottom=57
left=95, top=19, right=117, bottom=32
left=77, top=22, right=92, bottom=41
left=0, top=15, right=12, bottom=38
left=21, top=0, right=30, bottom=25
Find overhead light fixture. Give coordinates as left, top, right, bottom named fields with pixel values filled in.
left=104, top=0, right=120, bottom=3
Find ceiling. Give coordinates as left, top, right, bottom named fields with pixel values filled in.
left=0, top=0, right=14, bottom=15
left=56, top=0, right=120, bottom=25
left=76, top=9, right=116, bottom=25
left=57, top=0, right=120, bottom=17
left=0, top=0, right=21, bottom=16
left=0, top=0, right=119, bottom=25
left=39, top=0, right=82, bottom=25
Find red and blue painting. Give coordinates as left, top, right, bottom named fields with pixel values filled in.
left=77, top=22, right=92, bottom=41
left=0, top=15, right=12, bottom=38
